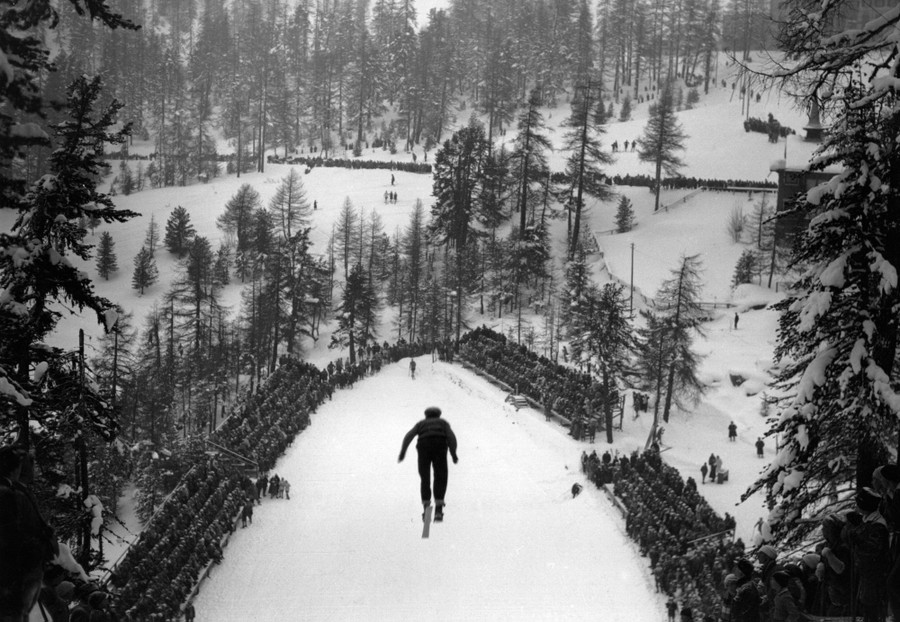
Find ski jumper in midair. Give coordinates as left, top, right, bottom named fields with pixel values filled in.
left=398, top=407, right=458, bottom=519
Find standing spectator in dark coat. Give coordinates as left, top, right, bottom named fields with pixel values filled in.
left=728, top=421, right=738, bottom=442
left=543, top=391, right=554, bottom=422
left=269, top=474, right=280, bottom=499
left=819, top=514, right=851, bottom=616
left=0, top=445, right=57, bottom=622
left=757, top=544, right=780, bottom=621
left=241, top=500, right=254, bottom=528
left=700, top=462, right=709, bottom=484
left=846, top=488, right=891, bottom=622
left=255, top=474, right=268, bottom=504
left=666, top=597, right=678, bottom=622
left=708, top=453, right=718, bottom=482
left=770, top=571, right=802, bottom=622
left=872, top=463, right=900, bottom=620
left=732, top=559, right=762, bottom=622
left=756, top=437, right=765, bottom=457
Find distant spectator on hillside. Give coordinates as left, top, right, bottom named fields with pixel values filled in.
left=728, top=421, right=738, bottom=442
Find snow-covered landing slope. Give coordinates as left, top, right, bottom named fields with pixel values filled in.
left=193, top=356, right=663, bottom=621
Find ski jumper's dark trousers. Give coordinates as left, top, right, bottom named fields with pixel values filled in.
left=417, top=437, right=449, bottom=503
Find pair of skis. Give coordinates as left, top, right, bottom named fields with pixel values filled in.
left=421, top=503, right=443, bottom=538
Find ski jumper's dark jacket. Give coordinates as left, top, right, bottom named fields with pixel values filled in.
left=399, top=417, right=458, bottom=461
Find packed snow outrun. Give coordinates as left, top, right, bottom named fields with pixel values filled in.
left=192, top=357, right=662, bottom=621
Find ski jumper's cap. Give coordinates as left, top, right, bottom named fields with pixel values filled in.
left=424, top=407, right=442, bottom=418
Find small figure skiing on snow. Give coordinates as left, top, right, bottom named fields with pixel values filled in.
left=398, top=406, right=458, bottom=523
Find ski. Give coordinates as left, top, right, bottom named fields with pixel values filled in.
left=422, top=505, right=432, bottom=538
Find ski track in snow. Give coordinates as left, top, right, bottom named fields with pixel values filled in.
left=192, top=357, right=663, bottom=621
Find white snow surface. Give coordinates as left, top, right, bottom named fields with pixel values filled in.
left=192, top=357, right=664, bottom=622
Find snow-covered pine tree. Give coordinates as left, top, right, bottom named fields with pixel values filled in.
left=118, top=160, right=135, bottom=195
left=214, top=243, right=231, bottom=287
left=732, top=249, right=756, bottom=287
left=619, top=95, right=632, bottom=121
left=330, top=263, right=379, bottom=365
left=164, top=205, right=196, bottom=256
left=570, top=282, right=634, bottom=442
left=144, top=213, right=160, bottom=256
left=744, top=89, right=900, bottom=545
left=132, top=246, right=159, bottom=295
left=334, top=197, right=361, bottom=281
left=90, top=309, right=137, bottom=414
left=739, top=0, right=900, bottom=547
left=0, top=0, right=136, bottom=211
left=562, top=79, right=614, bottom=260
left=509, top=89, right=552, bottom=232
left=637, top=84, right=688, bottom=212
left=96, top=231, right=119, bottom=280
left=615, top=196, right=635, bottom=233
left=169, top=236, right=219, bottom=358
left=430, top=117, right=495, bottom=341
left=637, top=254, right=706, bottom=446
left=561, top=240, right=591, bottom=327
left=0, top=75, right=137, bottom=449
left=269, top=168, right=313, bottom=243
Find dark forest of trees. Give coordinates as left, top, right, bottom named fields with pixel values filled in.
left=11, top=0, right=773, bottom=188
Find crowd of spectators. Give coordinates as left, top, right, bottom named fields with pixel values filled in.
left=457, top=326, right=900, bottom=622
left=582, top=449, right=741, bottom=619
left=605, top=173, right=776, bottom=191
left=458, top=326, right=612, bottom=433
left=106, top=359, right=331, bottom=619
left=101, top=340, right=432, bottom=620
left=265, top=154, right=432, bottom=175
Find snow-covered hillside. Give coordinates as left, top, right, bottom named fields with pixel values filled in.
left=7, top=51, right=819, bottom=620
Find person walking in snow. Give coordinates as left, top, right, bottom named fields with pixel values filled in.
left=700, top=462, right=709, bottom=484
left=409, top=359, right=416, bottom=379
left=728, top=421, right=738, bottom=442
left=709, top=453, right=718, bottom=482
left=666, top=597, right=678, bottom=622
left=398, top=406, right=458, bottom=522
left=734, top=312, right=740, bottom=330
left=756, top=437, right=765, bottom=458
left=282, top=479, right=290, bottom=500
left=255, top=474, right=268, bottom=504
left=269, top=474, right=280, bottom=499
left=241, top=499, right=253, bottom=527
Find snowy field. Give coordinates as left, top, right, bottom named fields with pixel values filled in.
left=191, top=357, right=664, bottom=621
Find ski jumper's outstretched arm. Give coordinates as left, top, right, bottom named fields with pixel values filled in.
left=445, top=424, right=458, bottom=463
left=398, top=424, right=419, bottom=462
